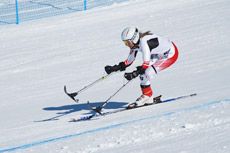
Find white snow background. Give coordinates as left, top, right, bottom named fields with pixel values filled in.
left=0, top=0, right=230, bottom=152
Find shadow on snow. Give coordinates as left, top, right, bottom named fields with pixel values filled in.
left=34, top=101, right=128, bottom=122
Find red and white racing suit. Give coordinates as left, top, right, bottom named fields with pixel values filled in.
left=124, top=34, right=179, bottom=87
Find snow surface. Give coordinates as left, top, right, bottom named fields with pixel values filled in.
left=0, top=0, right=230, bottom=152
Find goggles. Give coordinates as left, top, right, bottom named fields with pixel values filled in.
left=123, top=40, right=132, bottom=46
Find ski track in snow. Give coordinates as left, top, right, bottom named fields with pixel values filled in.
left=0, top=0, right=230, bottom=152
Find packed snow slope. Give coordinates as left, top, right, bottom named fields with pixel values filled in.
left=0, top=0, right=230, bottom=152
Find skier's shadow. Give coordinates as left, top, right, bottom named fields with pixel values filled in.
left=34, top=101, right=128, bottom=122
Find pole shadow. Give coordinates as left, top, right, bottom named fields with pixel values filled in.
left=34, top=101, right=128, bottom=122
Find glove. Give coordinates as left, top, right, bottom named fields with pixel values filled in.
left=124, top=70, right=139, bottom=80
left=105, top=65, right=120, bottom=74
left=118, top=62, right=127, bottom=71
left=136, top=66, right=146, bottom=75
left=105, top=65, right=114, bottom=74
left=124, top=66, right=146, bottom=80
left=105, top=62, right=127, bottom=74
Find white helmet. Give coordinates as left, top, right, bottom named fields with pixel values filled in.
left=121, top=27, right=139, bottom=45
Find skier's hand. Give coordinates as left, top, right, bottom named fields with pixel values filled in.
left=105, top=65, right=113, bottom=74
left=118, top=62, right=127, bottom=71
left=124, top=71, right=139, bottom=80
left=105, top=62, right=127, bottom=74
left=136, top=66, right=146, bottom=74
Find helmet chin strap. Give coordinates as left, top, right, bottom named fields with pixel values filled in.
left=131, top=44, right=139, bottom=49
left=130, top=39, right=140, bottom=49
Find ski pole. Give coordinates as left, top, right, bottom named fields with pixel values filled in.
left=88, top=80, right=132, bottom=114
left=64, top=72, right=114, bottom=102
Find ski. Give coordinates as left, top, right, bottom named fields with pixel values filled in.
left=69, top=93, right=197, bottom=122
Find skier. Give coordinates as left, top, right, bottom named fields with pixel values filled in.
left=105, top=27, right=179, bottom=108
